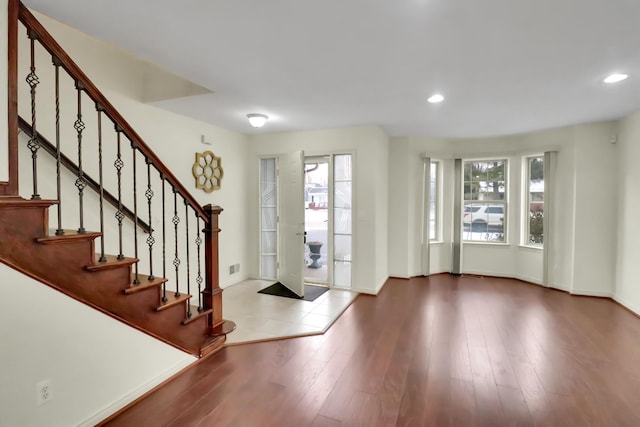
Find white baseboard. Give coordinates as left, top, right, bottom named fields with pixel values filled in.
left=375, top=276, right=388, bottom=293
left=613, top=295, right=640, bottom=316
left=462, top=269, right=512, bottom=278
left=570, top=289, right=613, bottom=298
left=79, top=356, right=195, bottom=426
left=514, top=274, right=543, bottom=285
left=388, top=272, right=410, bottom=279
left=350, top=286, right=376, bottom=295
left=220, top=274, right=250, bottom=289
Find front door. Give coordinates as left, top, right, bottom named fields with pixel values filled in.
left=277, top=151, right=305, bottom=297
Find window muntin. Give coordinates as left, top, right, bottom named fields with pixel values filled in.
left=463, top=160, right=507, bottom=242
left=525, top=156, right=544, bottom=246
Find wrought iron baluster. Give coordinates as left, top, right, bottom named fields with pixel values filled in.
left=26, top=30, right=40, bottom=200
left=74, top=83, right=86, bottom=233
left=145, top=159, right=155, bottom=280
left=114, top=127, right=125, bottom=259
left=185, top=200, right=192, bottom=318
left=132, top=144, right=139, bottom=284
left=96, top=104, right=106, bottom=262
left=161, top=174, right=167, bottom=302
left=195, top=215, right=203, bottom=311
left=172, top=189, right=181, bottom=297
left=53, top=56, right=63, bottom=235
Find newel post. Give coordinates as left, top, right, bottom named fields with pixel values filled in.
left=1, top=0, right=19, bottom=196
left=203, top=203, right=223, bottom=334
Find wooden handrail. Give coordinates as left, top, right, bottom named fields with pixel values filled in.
left=1, top=0, right=19, bottom=196
left=12, top=1, right=229, bottom=343
left=18, top=116, right=152, bottom=233
left=17, top=3, right=208, bottom=222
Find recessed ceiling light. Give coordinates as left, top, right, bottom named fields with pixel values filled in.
left=603, top=73, right=628, bottom=83
left=428, top=94, right=444, bottom=103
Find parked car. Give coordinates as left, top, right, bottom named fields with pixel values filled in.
left=463, top=204, right=504, bottom=232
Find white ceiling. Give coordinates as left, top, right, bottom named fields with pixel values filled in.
left=23, top=0, right=640, bottom=138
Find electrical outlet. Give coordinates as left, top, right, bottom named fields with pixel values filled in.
left=36, top=380, right=53, bottom=406
left=229, top=265, right=234, bottom=274
left=234, top=263, right=240, bottom=273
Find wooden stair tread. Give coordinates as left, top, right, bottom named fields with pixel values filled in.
left=211, top=319, right=237, bottom=336
left=124, top=274, right=168, bottom=294
left=86, top=254, right=138, bottom=271
left=37, top=230, right=102, bottom=244
left=0, top=197, right=58, bottom=208
left=157, top=293, right=192, bottom=312
left=182, top=306, right=214, bottom=325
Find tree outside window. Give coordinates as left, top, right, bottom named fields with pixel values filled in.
left=463, top=160, right=507, bottom=242
left=526, top=156, right=544, bottom=246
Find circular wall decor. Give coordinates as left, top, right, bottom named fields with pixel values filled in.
left=192, top=151, right=223, bottom=193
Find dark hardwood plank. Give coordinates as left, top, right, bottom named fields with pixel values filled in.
left=104, top=275, right=640, bottom=427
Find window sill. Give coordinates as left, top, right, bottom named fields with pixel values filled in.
left=462, top=241, right=510, bottom=247
left=518, top=244, right=543, bottom=252
left=429, top=240, right=445, bottom=246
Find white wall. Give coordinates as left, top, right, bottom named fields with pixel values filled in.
left=248, top=126, right=389, bottom=294
left=2, top=9, right=251, bottom=426
left=14, top=12, right=251, bottom=289
left=104, top=90, right=251, bottom=288
left=571, top=122, right=617, bottom=296
left=0, top=264, right=194, bottom=427
left=1, top=0, right=8, bottom=181
left=386, top=122, right=618, bottom=296
left=615, top=111, right=640, bottom=312
left=372, top=127, right=390, bottom=290
left=387, top=137, right=410, bottom=277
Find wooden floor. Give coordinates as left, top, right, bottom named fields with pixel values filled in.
left=103, top=275, right=640, bottom=426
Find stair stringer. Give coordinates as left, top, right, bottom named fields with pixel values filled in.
left=0, top=198, right=224, bottom=356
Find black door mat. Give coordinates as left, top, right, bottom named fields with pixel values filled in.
left=258, top=282, right=329, bottom=302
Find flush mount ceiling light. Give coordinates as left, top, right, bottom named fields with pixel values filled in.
left=603, top=73, right=628, bottom=83
left=247, top=113, right=269, bottom=128
left=427, top=93, right=444, bottom=103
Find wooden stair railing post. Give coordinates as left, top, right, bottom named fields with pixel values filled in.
left=2, top=0, right=19, bottom=196
left=203, top=204, right=223, bottom=334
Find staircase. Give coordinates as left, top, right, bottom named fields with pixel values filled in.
left=0, top=0, right=234, bottom=357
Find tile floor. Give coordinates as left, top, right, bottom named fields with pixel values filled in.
left=222, top=279, right=358, bottom=344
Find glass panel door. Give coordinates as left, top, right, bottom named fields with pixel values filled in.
left=304, top=157, right=329, bottom=283
left=260, top=158, right=277, bottom=279
left=333, top=154, right=352, bottom=287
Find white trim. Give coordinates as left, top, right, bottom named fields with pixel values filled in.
left=375, top=276, right=388, bottom=293
left=388, top=273, right=411, bottom=279
left=352, top=276, right=389, bottom=295
left=427, top=269, right=451, bottom=275
left=421, top=157, right=431, bottom=276
left=78, top=356, right=195, bottom=427
left=462, top=241, right=511, bottom=248
left=461, top=269, right=513, bottom=278
left=570, top=289, right=613, bottom=298
left=543, top=151, right=557, bottom=287
left=450, top=145, right=563, bottom=159
left=514, top=274, right=543, bottom=285
left=549, top=283, right=570, bottom=292
left=613, top=296, right=640, bottom=317
left=517, top=244, right=543, bottom=252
